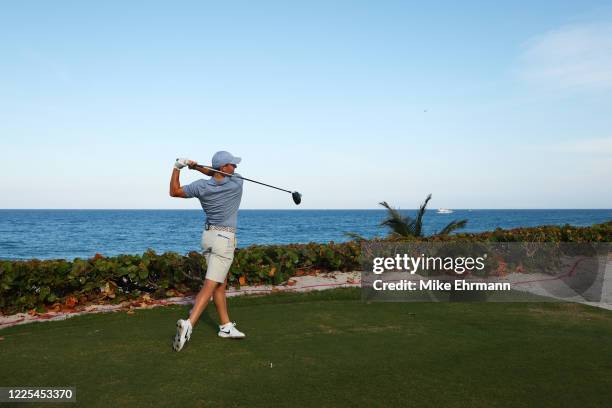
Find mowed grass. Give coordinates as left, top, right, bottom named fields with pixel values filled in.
left=1, top=288, right=612, bottom=408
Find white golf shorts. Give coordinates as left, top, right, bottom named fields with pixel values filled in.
left=201, top=229, right=237, bottom=283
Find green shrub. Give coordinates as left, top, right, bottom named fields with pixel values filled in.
left=0, top=221, right=609, bottom=314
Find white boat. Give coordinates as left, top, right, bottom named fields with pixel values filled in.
left=436, top=208, right=454, bottom=214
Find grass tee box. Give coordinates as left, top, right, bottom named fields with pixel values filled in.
left=1, top=288, right=612, bottom=408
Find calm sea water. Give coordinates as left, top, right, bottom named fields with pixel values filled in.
left=0, top=209, right=610, bottom=260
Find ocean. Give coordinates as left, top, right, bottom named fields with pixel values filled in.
left=0, top=209, right=610, bottom=260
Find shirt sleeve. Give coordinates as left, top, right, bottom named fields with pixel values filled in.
left=182, top=179, right=204, bottom=198
left=232, top=173, right=244, bottom=187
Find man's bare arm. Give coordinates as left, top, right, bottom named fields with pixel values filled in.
left=188, top=162, right=216, bottom=176
left=169, top=168, right=188, bottom=198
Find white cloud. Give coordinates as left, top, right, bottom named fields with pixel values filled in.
left=553, top=137, right=612, bottom=155
left=518, top=22, right=612, bottom=90
left=526, top=136, right=612, bottom=155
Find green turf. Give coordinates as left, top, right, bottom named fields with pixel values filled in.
left=1, top=288, right=612, bottom=407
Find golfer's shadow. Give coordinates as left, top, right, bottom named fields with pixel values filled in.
left=187, top=303, right=222, bottom=333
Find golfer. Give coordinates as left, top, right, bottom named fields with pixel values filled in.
left=170, top=150, right=246, bottom=352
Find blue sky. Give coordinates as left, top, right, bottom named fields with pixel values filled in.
left=1, top=1, right=611, bottom=209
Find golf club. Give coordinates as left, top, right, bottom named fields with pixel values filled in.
left=179, top=160, right=302, bottom=205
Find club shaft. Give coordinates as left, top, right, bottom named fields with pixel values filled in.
left=193, top=164, right=292, bottom=194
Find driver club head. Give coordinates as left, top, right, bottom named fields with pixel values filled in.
left=292, top=191, right=302, bottom=205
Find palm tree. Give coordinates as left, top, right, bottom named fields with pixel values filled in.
left=379, top=194, right=467, bottom=238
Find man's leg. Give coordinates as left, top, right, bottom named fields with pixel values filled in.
left=214, top=276, right=246, bottom=338
left=188, top=278, right=219, bottom=327
left=213, top=277, right=230, bottom=325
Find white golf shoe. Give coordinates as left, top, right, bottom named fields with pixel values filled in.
left=218, top=322, right=246, bottom=339
left=172, top=319, right=192, bottom=352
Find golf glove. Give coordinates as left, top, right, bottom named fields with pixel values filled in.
left=174, top=158, right=191, bottom=169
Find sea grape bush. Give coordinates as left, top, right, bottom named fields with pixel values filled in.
left=0, top=222, right=609, bottom=314
left=0, top=241, right=361, bottom=314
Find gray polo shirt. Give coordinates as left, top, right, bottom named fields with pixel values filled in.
left=183, top=173, right=244, bottom=228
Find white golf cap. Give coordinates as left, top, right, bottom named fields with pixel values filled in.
left=212, top=151, right=241, bottom=169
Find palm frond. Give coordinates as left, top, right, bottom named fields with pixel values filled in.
left=343, top=231, right=368, bottom=241
left=437, top=219, right=468, bottom=236
left=414, top=194, right=432, bottom=237
left=379, top=201, right=415, bottom=237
